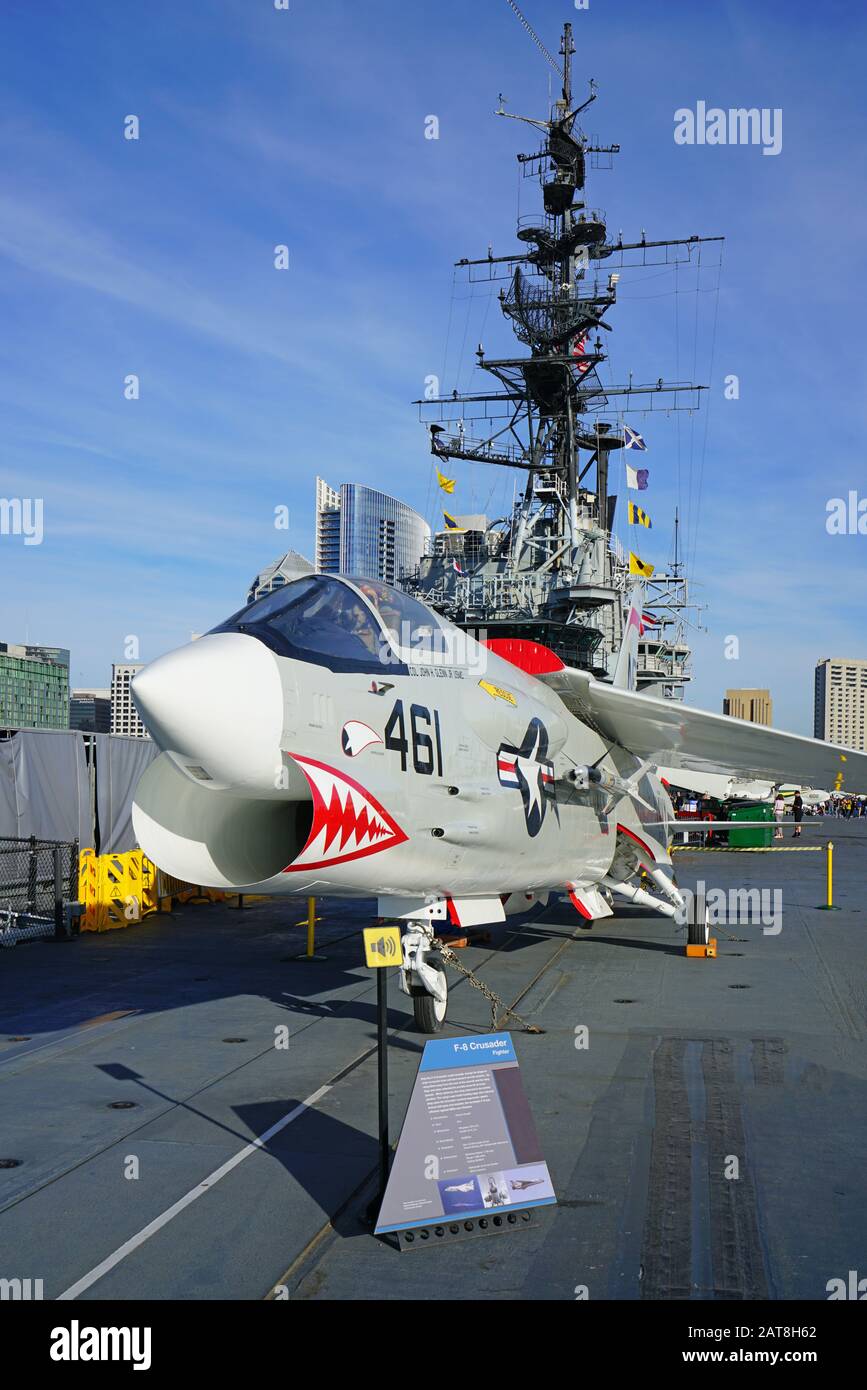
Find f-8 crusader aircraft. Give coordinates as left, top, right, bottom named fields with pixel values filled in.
left=132, top=574, right=867, bottom=1031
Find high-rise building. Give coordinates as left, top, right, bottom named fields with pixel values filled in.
left=315, top=477, right=341, bottom=573
left=0, top=643, right=70, bottom=729
left=246, top=549, right=314, bottom=604
left=723, top=689, right=773, bottom=726
left=111, top=664, right=148, bottom=738
left=70, top=688, right=112, bottom=733
left=315, top=478, right=430, bottom=584
left=814, top=658, right=867, bottom=750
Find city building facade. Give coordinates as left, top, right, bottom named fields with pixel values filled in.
left=315, top=477, right=341, bottom=574
left=0, top=643, right=70, bottom=730
left=111, top=663, right=148, bottom=738
left=814, top=658, right=867, bottom=751
left=246, top=549, right=314, bottom=605
left=70, top=688, right=112, bottom=733
left=723, top=688, right=773, bottom=726
left=315, top=477, right=430, bottom=584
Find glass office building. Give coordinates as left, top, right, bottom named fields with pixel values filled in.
left=315, top=478, right=430, bottom=585
left=70, top=688, right=112, bottom=733
left=0, top=643, right=70, bottom=730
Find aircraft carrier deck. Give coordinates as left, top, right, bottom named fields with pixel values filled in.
left=1, top=821, right=865, bottom=1302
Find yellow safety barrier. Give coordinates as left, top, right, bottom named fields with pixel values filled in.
left=78, top=851, right=243, bottom=931
left=79, top=849, right=159, bottom=933
left=672, top=845, right=822, bottom=853
left=173, top=885, right=229, bottom=904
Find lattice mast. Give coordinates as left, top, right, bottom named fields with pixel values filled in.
left=408, top=21, right=721, bottom=689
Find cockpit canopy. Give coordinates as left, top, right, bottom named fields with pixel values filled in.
left=209, top=574, right=447, bottom=673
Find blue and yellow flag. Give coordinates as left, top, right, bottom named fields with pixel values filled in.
left=628, top=501, right=652, bottom=529
left=443, top=510, right=466, bottom=531
left=629, top=551, right=654, bottom=579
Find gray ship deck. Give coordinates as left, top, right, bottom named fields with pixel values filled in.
left=1, top=821, right=865, bottom=1301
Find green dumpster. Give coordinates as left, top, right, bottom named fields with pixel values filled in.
left=726, top=801, right=774, bottom=848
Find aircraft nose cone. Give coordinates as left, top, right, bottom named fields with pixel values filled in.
left=132, top=633, right=285, bottom=791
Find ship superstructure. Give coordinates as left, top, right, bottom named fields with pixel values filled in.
left=402, top=19, right=722, bottom=697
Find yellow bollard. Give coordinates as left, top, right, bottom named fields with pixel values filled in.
left=306, top=896, right=316, bottom=958
left=297, top=895, right=326, bottom=960
left=818, top=841, right=841, bottom=911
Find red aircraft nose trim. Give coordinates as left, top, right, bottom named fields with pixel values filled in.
left=616, top=821, right=662, bottom=867
left=284, top=755, right=408, bottom=871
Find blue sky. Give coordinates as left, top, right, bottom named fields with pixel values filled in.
left=0, top=0, right=864, bottom=733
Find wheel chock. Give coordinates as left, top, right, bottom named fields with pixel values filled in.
left=685, top=937, right=717, bottom=959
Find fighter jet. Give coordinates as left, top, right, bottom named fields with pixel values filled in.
left=131, top=573, right=867, bottom=1032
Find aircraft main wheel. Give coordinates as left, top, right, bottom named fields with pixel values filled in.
left=412, top=968, right=448, bottom=1034
left=688, top=909, right=710, bottom=946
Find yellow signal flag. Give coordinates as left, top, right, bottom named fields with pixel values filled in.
left=436, top=467, right=456, bottom=495
left=628, top=501, right=652, bottom=529
left=629, top=551, right=655, bottom=579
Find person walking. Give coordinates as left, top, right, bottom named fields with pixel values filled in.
left=774, top=792, right=785, bottom=840
left=792, top=791, right=803, bottom=838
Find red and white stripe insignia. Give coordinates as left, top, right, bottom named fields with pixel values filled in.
left=284, top=756, right=408, bottom=871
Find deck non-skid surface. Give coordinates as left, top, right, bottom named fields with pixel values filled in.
left=1, top=821, right=865, bottom=1300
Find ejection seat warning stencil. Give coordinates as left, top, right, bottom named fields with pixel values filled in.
left=375, top=1033, right=555, bottom=1236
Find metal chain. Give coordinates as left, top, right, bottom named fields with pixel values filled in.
left=434, top=939, right=543, bottom=1034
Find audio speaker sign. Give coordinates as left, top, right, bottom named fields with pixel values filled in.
left=375, top=1033, right=555, bottom=1242
left=363, top=925, right=402, bottom=967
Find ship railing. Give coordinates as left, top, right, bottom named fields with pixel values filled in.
left=431, top=433, right=529, bottom=467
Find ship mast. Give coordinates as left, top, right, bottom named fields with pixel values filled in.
left=407, top=20, right=722, bottom=693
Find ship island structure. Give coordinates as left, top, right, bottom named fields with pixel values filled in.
left=401, top=20, right=723, bottom=701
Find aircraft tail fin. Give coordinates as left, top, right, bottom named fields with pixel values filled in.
left=612, top=588, right=644, bottom=690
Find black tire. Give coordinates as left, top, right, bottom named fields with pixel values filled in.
left=411, top=968, right=448, bottom=1033
left=688, top=910, right=710, bottom=946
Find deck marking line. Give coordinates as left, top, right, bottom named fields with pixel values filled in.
left=57, top=1083, right=332, bottom=1301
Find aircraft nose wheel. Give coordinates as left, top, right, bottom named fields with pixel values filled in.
left=411, top=962, right=448, bottom=1033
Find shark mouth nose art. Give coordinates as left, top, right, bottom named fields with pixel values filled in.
left=284, top=756, right=408, bottom=871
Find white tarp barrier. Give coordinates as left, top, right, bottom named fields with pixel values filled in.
left=0, top=730, right=91, bottom=844
left=94, top=734, right=159, bottom=854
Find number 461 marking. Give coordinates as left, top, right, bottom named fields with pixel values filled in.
left=384, top=700, right=443, bottom=776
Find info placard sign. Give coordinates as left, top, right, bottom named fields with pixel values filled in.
left=375, top=1032, right=555, bottom=1243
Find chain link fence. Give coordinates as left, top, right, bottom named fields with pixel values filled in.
left=0, top=836, right=80, bottom=946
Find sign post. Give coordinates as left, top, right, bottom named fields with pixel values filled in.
left=363, top=924, right=402, bottom=1214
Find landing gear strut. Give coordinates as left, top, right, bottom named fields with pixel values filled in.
left=398, top=922, right=449, bottom=1033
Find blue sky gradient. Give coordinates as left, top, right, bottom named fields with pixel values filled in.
left=1, top=0, right=864, bottom=732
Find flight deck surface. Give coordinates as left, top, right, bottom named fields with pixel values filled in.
left=1, top=822, right=865, bottom=1301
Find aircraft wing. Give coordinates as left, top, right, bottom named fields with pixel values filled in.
left=541, top=667, right=867, bottom=790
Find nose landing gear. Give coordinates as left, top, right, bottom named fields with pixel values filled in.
left=398, top=922, right=449, bottom=1033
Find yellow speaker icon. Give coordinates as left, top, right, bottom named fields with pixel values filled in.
left=363, top=925, right=402, bottom=968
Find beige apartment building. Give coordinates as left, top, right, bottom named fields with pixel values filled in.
left=723, top=688, right=773, bottom=726
left=814, top=658, right=867, bottom=750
